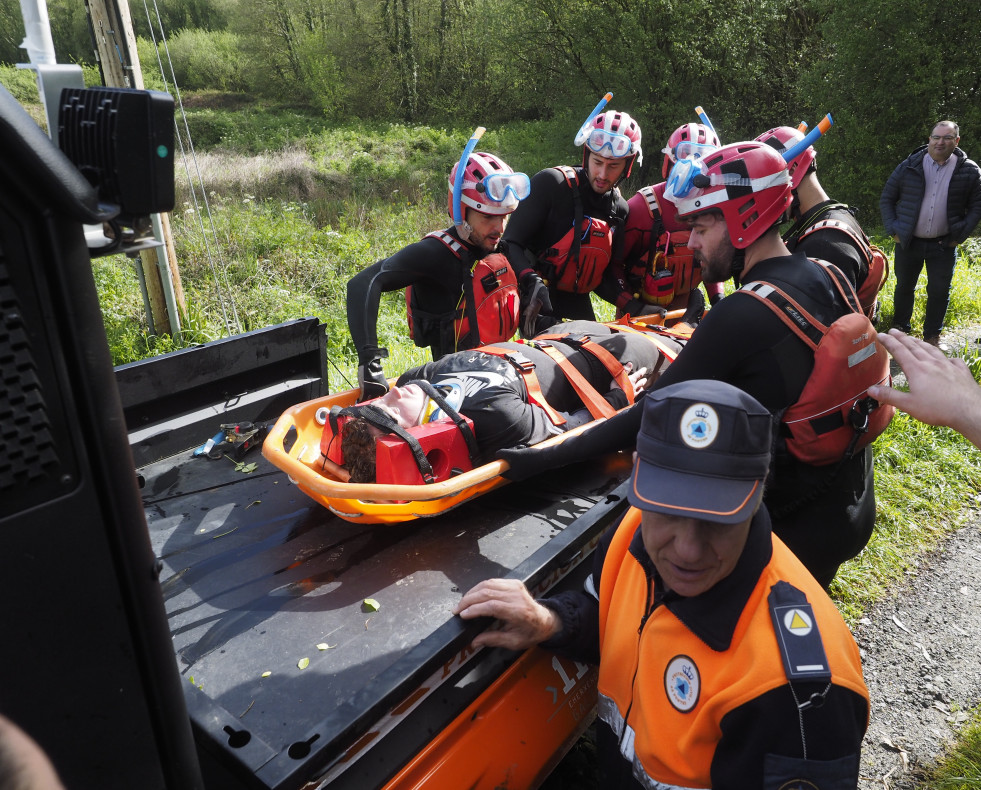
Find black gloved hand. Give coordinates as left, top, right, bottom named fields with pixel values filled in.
left=622, top=298, right=667, bottom=319
left=496, top=444, right=560, bottom=482
left=357, top=349, right=390, bottom=402
left=680, top=288, right=706, bottom=326
left=519, top=271, right=553, bottom=338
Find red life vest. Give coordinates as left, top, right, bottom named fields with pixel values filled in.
left=536, top=166, right=616, bottom=294
left=737, top=261, right=894, bottom=466
left=406, top=230, right=520, bottom=352
left=618, top=184, right=702, bottom=309
left=794, top=216, right=890, bottom=319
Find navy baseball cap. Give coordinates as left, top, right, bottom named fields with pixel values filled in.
left=628, top=380, right=773, bottom=524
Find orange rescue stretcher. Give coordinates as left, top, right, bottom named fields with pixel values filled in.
left=262, top=313, right=689, bottom=524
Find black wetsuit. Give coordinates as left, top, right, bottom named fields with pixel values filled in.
left=346, top=228, right=502, bottom=362
left=503, top=166, right=629, bottom=321
left=783, top=201, right=870, bottom=293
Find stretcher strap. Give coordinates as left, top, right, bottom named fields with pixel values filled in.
left=535, top=343, right=617, bottom=420
left=476, top=346, right=567, bottom=426
left=535, top=333, right=634, bottom=404
left=607, top=319, right=684, bottom=361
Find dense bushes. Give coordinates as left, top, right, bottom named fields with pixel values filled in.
left=3, top=0, right=979, bottom=224
left=164, top=29, right=249, bottom=92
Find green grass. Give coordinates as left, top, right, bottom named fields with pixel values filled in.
left=830, top=241, right=981, bottom=617
left=81, top=107, right=589, bottom=391
left=920, top=707, right=981, bottom=789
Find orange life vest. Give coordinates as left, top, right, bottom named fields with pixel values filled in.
left=794, top=216, right=890, bottom=319
left=596, top=507, right=868, bottom=788
left=737, top=261, right=894, bottom=465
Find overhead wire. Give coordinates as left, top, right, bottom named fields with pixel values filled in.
left=139, top=0, right=242, bottom=337
left=132, top=2, right=354, bottom=391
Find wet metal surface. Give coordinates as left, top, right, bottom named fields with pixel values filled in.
left=141, top=449, right=632, bottom=783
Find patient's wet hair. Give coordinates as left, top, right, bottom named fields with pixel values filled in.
left=341, top=418, right=377, bottom=483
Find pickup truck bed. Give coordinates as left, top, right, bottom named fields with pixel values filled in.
left=139, top=381, right=631, bottom=789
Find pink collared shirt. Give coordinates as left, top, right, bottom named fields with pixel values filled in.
left=914, top=152, right=955, bottom=238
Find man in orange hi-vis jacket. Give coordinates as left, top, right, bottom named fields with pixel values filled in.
left=455, top=379, right=869, bottom=789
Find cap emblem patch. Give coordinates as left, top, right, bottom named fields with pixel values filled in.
left=680, top=402, right=718, bottom=449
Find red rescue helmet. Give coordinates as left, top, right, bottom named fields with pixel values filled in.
left=446, top=151, right=530, bottom=218
left=673, top=141, right=792, bottom=249
left=755, top=126, right=815, bottom=189
left=580, top=110, right=643, bottom=178
left=662, top=123, right=721, bottom=179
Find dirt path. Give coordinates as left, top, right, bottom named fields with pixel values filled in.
left=857, top=511, right=981, bottom=788
left=856, top=323, right=981, bottom=787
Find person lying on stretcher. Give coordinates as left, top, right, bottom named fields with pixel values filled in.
left=330, top=320, right=685, bottom=484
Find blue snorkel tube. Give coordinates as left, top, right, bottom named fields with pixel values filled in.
left=574, top=92, right=613, bottom=146
left=781, top=114, right=833, bottom=163
left=694, top=105, right=718, bottom=138
left=453, top=126, right=486, bottom=232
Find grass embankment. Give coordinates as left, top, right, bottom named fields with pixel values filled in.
left=92, top=107, right=585, bottom=389
left=831, top=245, right=981, bottom=621
left=8, top=83, right=980, bottom=784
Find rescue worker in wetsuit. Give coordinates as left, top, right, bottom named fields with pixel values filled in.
left=757, top=125, right=885, bottom=317
left=455, top=379, right=869, bottom=789
left=346, top=148, right=552, bottom=401
left=498, top=141, right=879, bottom=588
left=339, top=320, right=682, bottom=480
left=503, top=104, right=659, bottom=328
left=611, top=123, right=725, bottom=319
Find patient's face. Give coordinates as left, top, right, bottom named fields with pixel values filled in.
left=371, top=384, right=428, bottom=428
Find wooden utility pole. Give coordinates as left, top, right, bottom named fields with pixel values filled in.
left=85, top=0, right=186, bottom=337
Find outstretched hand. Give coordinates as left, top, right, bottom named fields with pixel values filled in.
left=612, top=362, right=651, bottom=397
left=453, top=578, right=562, bottom=650
left=868, top=329, right=981, bottom=448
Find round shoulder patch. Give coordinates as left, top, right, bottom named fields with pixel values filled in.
left=783, top=607, right=814, bottom=637
left=664, top=655, right=700, bottom=712
left=679, top=402, right=718, bottom=449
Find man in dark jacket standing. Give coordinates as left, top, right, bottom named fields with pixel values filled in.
left=880, top=121, right=981, bottom=345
